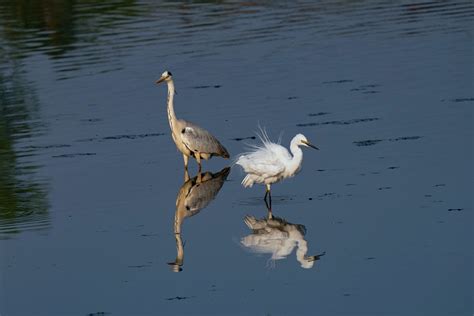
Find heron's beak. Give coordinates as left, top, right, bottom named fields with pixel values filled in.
left=302, top=140, right=319, bottom=150
left=156, top=77, right=166, bottom=84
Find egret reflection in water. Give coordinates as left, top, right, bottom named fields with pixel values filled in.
left=168, top=167, right=230, bottom=272
left=241, top=209, right=325, bottom=269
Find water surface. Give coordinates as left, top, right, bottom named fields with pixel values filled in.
left=0, top=1, right=472, bottom=315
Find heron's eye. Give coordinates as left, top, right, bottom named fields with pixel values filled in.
left=168, top=71, right=173, bottom=76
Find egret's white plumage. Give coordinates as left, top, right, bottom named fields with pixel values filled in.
left=235, top=130, right=318, bottom=205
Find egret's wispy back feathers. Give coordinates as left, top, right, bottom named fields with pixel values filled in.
left=235, top=129, right=310, bottom=188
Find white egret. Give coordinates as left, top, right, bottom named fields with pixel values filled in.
left=235, top=131, right=318, bottom=209
left=156, top=71, right=229, bottom=171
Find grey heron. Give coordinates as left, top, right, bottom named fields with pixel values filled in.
left=156, top=71, right=229, bottom=171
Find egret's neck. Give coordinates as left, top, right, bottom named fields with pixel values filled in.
left=288, top=140, right=304, bottom=175
left=166, top=80, right=177, bottom=128
left=295, top=237, right=313, bottom=269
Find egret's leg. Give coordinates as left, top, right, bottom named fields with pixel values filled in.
left=183, top=154, right=189, bottom=170
left=266, top=202, right=273, bottom=219
left=268, top=187, right=272, bottom=211
left=264, top=184, right=272, bottom=214
left=184, top=169, right=190, bottom=182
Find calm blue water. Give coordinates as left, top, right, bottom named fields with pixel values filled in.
left=0, top=1, right=472, bottom=315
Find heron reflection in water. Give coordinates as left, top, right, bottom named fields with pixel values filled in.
left=241, top=208, right=325, bottom=269
left=168, top=167, right=230, bottom=272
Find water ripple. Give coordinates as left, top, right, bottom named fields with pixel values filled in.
left=0, top=1, right=471, bottom=80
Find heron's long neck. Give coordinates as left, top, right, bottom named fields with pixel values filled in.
left=166, top=80, right=178, bottom=130
left=174, top=233, right=184, bottom=266
left=288, top=140, right=303, bottom=175
left=173, top=204, right=185, bottom=266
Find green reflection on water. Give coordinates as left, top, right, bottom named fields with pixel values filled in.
left=0, top=0, right=142, bottom=236
left=0, top=0, right=138, bottom=57
left=0, top=61, right=49, bottom=237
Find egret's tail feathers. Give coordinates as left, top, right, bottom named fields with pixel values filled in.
left=244, top=215, right=257, bottom=229
left=244, top=215, right=267, bottom=230
left=241, top=174, right=254, bottom=188
left=233, top=154, right=245, bottom=167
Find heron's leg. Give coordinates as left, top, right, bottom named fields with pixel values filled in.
left=197, top=170, right=202, bottom=183
left=196, top=155, right=202, bottom=173
left=184, top=169, right=190, bottom=182
left=183, top=154, right=189, bottom=170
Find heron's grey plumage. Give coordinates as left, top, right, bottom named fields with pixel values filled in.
left=156, top=71, right=229, bottom=170
left=181, top=123, right=230, bottom=159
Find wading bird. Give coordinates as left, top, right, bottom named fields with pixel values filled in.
left=235, top=131, right=318, bottom=209
left=156, top=71, right=229, bottom=171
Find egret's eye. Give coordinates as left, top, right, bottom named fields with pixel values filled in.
left=168, top=71, right=173, bottom=76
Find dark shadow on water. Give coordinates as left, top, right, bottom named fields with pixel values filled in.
left=308, top=112, right=330, bottom=117
left=75, top=132, right=166, bottom=144
left=297, top=117, right=380, bottom=127
left=167, top=167, right=230, bottom=272
left=231, top=136, right=256, bottom=142
left=52, top=152, right=96, bottom=158
left=353, top=135, right=422, bottom=147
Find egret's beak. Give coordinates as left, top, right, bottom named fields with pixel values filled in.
left=305, top=251, right=326, bottom=261
left=156, top=77, right=166, bottom=84
left=302, top=140, right=319, bottom=150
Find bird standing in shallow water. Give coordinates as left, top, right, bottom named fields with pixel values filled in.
left=235, top=131, right=318, bottom=210
left=156, top=71, right=229, bottom=171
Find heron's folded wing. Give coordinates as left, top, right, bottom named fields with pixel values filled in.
left=181, top=125, right=229, bottom=157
